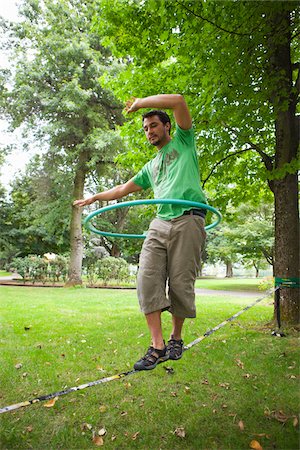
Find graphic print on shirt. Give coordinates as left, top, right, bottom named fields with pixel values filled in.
left=152, top=148, right=179, bottom=184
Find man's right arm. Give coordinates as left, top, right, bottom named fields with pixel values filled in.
left=73, top=179, right=142, bottom=207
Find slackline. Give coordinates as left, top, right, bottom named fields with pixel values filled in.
left=0, top=288, right=278, bottom=414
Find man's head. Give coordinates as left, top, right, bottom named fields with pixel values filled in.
left=142, top=110, right=172, bottom=149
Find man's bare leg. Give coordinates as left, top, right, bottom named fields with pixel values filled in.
left=166, top=315, right=185, bottom=360
left=170, top=315, right=185, bottom=340
left=134, top=309, right=168, bottom=371
left=145, top=310, right=165, bottom=349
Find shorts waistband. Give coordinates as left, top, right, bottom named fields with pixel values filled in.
left=182, top=209, right=207, bottom=219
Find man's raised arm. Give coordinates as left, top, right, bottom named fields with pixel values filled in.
left=125, top=94, right=192, bottom=130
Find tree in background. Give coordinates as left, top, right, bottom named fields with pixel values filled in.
left=0, top=0, right=124, bottom=285
left=94, top=0, right=299, bottom=324
left=0, top=154, right=72, bottom=263
left=206, top=203, right=274, bottom=278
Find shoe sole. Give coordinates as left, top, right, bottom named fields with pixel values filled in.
left=168, top=354, right=183, bottom=360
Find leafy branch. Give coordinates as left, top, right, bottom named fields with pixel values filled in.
left=202, top=148, right=252, bottom=187
left=176, top=0, right=258, bottom=37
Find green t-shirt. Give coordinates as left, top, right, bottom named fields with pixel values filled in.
left=132, top=124, right=207, bottom=220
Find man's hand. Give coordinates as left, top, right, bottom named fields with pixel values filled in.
left=125, top=97, right=141, bottom=114
left=73, top=197, right=95, bottom=207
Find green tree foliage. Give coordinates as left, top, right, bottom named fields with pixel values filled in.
left=206, top=203, right=274, bottom=277
left=93, top=0, right=299, bottom=323
left=0, top=0, right=124, bottom=285
left=2, top=154, right=72, bottom=260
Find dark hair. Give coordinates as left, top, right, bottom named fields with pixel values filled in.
left=142, top=110, right=171, bottom=134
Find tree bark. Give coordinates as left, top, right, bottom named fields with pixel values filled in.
left=65, top=151, right=89, bottom=286
left=225, top=261, right=233, bottom=278
left=254, top=264, right=259, bottom=278
left=267, top=6, right=300, bottom=324
left=273, top=175, right=299, bottom=324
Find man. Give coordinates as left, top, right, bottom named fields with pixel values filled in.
left=74, top=94, right=207, bottom=371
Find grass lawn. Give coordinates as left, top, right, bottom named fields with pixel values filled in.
left=0, top=271, right=12, bottom=277
left=195, top=277, right=263, bottom=292
left=0, top=286, right=298, bottom=449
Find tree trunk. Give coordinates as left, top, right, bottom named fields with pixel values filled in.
left=273, top=176, right=299, bottom=324
left=268, top=6, right=300, bottom=324
left=225, top=261, right=233, bottom=278
left=65, top=151, right=89, bottom=286
left=111, top=243, right=121, bottom=257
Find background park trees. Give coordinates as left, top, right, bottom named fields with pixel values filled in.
left=93, top=0, right=299, bottom=324
left=206, top=203, right=274, bottom=278
left=0, top=0, right=298, bottom=324
left=0, top=0, right=124, bottom=285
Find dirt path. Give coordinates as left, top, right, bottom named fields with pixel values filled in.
left=195, top=288, right=261, bottom=297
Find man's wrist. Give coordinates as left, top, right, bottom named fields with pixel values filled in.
left=91, top=195, right=98, bottom=203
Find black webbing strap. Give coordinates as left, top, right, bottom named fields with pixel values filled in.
left=275, top=287, right=281, bottom=329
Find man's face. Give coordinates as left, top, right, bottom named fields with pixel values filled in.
left=143, top=116, right=171, bottom=148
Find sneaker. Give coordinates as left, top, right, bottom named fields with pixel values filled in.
left=167, top=336, right=184, bottom=360
left=134, top=345, right=169, bottom=371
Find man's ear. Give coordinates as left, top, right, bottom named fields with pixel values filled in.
left=165, top=122, right=171, bottom=133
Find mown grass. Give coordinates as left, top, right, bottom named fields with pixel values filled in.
left=195, top=277, right=263, bottom=292
left=0, top=286, right=298, bottom=449
left=0, top=271, right=11, bottom=277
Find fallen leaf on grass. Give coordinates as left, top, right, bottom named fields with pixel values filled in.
left=219, top=382, right=230, bottom=389
left=236, top=359, right=244, bottom=369
left=98, top=428, right=106, bottom=436
left=249, top=440, right=263, bottom=450
left=99, top=405, right=107, bottom=413
left=131, top=431, right=140, bottom=440
left=92, top=436, right=104, bottom=446
left=164, top=366, right=174, bottom=374
left=184, top=386, right=190, bottom=394
left=25, top=425, right=33, bottom=433
left=174, top=427, right=186, bottom=438
left=238, top=420, right=245, bottom=431
left=81, top=423, right=93, bottom=431
left=252, top=433, right=271, bottom=439
left=24, top=325, right=32, bottom=331
left=201, top=379, right=209, bottom=385
left=15, top=363, right=22, bottom=370
left=293, top=416, right=299, bottom=427
left=264, top=409, right=290, bottom=423
left=44, top=397, right=58, bottom=408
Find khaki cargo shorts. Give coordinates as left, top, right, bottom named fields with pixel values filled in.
left=137, top=214, right=206, bottom=318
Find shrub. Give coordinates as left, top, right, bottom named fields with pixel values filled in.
left=96, top=256, right=130, bottom=286
left=9, top=254, right=69, bottom=284
left=258, top=276, right=274, bottom=291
